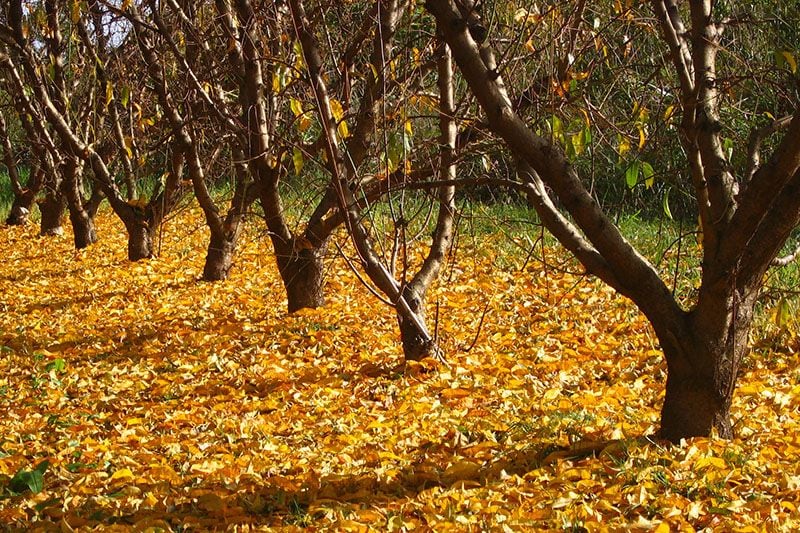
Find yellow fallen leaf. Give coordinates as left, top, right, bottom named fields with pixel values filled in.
left=695, top=456, right=726, bottom=470
left=443, top=460, right=481, bottom=483
left=109, top=468, right=135, bottom=482
left=441, top=388, right=471, bottom=399
left=653, top=521, right=671, bottom=533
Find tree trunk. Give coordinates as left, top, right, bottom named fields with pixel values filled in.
left=63, top=170, right=98, bottom=249
left=38, top=193, right=65, bottom=236
left=126, top=218, right=155, bottom=261
left=657, top=289, right=755, bottom=442
left=398, top=284, right=435, bottom=361
left=203, top=231, right=238, bottom=281
left=67, top=206, right=97, bottom=249
left=660, top=360, right=736, bottom=441
left=6, top=193, right=35, bottom=226
left=278, top=241, right=328, bottom=313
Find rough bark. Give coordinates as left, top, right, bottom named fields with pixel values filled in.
left=61, top=159, right=98, bottom=249
left=193, top=145, right=253, bottom=282
left=660, top=351, right=737, bottom=441
left=0, top=112, right=39, bottom=226
left=38, top=192, right=65, bottom=236
left=125, top=215, right=155, bottom=261
left=6, top=193, right=35, bottom=226
left=399, top=284, right=436, bottom=361
left=657, top=287, right=755, bottom=441
left=277, top=240, right=329, bottom=313
left=67, top=204, right=97, bottom=249
left=203, top=230, right=238, bottom=281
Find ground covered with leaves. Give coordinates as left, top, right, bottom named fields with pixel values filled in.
left=0, top=210, right=799, bottom=531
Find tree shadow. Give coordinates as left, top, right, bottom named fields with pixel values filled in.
left=14, top=435, right=640, bottom=529
left=13, top=290, right=128, bottom=315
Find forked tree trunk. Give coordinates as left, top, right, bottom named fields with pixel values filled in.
left=397, top=41, right=456, bottom=362
left=398, top=284, right=436, bottom=361
left=38, top=193, right=65, bottom=236
left=656, top=288, right=755, bottom=441
left=278, top=240, right=329, bottom=313
left=203, top=230, right=238, bottom=281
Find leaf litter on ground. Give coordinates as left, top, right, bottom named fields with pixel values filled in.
left=0, top=209, right=798, bottom=531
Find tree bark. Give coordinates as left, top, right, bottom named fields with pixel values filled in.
left=0, top=111, right=40, bottom=226
left=125, top=214, right=155, bottom=261
left=277, top=239, right=329, bottom=313
left=398, top=284, right=436, bottom=361
left=38, top=192, right=65, bottom=236
left=203, top=230, right=238, bottom=281
left=67, top=205, right=97, bottom=249
left=397, top=41, right=457, bottom=362
left=61, top=159, right=98, bottom=249
left=660, top=358, right=736, bottom=441
left=6, top=192, right=35, bottom=226
left=655, top=285, right=755, bottom=441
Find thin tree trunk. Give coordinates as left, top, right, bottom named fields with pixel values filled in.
left=199, top=155, right=253, bottom=282
left=0, top=112, right=39, bottom=226
left=61, top=159, right=98, bottom=249
left=67, top=205, right=97, bottom=249
left=397, top=41, right=457, bottom=362
left=398, top=284, right=436, bottom=361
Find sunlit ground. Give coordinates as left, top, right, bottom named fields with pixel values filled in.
left=0, top=209, right=798, bottom=530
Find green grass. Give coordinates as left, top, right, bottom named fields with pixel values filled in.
left=0, top=170, right=13, bottom=215
left=2, top=168, right=797, bottom=343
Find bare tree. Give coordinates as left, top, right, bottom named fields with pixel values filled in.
left=0, top=0, right=194, bottom=260
left=226, top=0, right=417, bottom=313
left=288, top=0, right=459, bottom=360
left=0, top=109, right=42, bottom=226
left=113, top=0, right=256, bottom=278
left=426, top=0, right=800, bottom=440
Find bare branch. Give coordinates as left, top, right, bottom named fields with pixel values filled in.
left=425, top=0, right=681, bottom=330
left=744, top=115, right=793, bottom=184
left=772, top=243, right=800, bottom=267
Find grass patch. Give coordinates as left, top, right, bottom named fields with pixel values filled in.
left=0, top=169, right=15, bottom=216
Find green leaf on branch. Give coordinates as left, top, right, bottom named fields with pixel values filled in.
left=625, top=161, right=639, bottom=189
left=641, top=161, right=655, bottom=188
